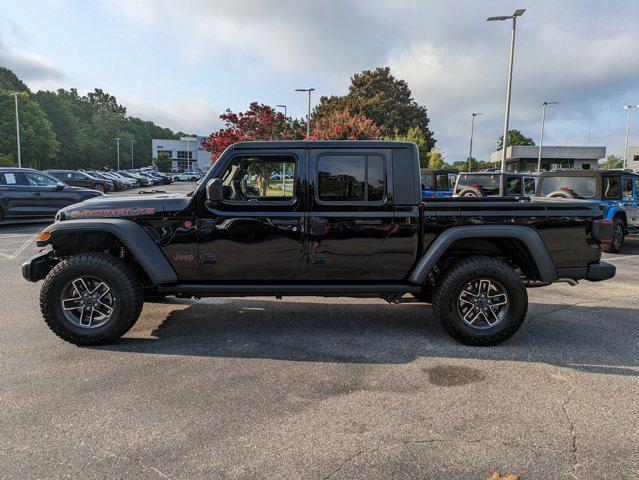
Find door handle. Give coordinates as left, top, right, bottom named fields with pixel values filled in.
left=355, top=219, right=382, bottom=225
left=34, top=193, right=42, bottom=196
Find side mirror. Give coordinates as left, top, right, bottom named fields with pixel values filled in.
left=55, top=182, right=65, bottom=191
left=206, top=178, right=223, bottom=202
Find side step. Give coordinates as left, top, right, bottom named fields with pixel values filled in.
left=156, top=283, right=421, bottom=298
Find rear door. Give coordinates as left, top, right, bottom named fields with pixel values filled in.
left=308, top=148, right=398, bottom=280
left=621, top=176, right=638, bottom=227
left=0, top=172, right=34, bottom=218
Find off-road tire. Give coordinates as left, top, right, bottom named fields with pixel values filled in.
left=458, top=186, right=483, bottom=197
left=548, top=190, right=576, bottom=199
left=432, top=256, right=528, bottom=346
left=40, top=253, right=143, bottom=345
left=601, top=218, right=625, bottom=253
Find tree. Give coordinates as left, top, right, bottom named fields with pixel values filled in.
left=155, top=152, right=172, bottom=172
left=497, top=129, right=535, bottom=150
left=427, top=148, right=445, bottom=169
left=0, top=91, right=59, bottom=169
left=313, top=67, right=435, bottom=149
left=0, top=153, right=16, bottom=167
left=451, top=157, right=493, bottom=172
left=309, top=109, right=381, bottom=140
left=0, top=67, right=30, bottom=93
left=388, top=126, right=429, bottom=167
left=600, top=154, right=624, bottom=169
left=201, top=102, right=304, bottom=162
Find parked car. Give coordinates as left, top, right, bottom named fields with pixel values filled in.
left=89, top=171, right=127, bottom=191
left=47, top=170, right=114, bottom=193
left=172, top=171, right=199, bottom=181
left=453, top=172, right=538, bottom=198
left=103, top=171, right=137, bottom=188
left=126, top=171, right=153, bottom=187
left=537, top=169, right=639, bottom=252
left=24, top=141, right=614, bottom=347
left=146, top=171, right=172, bottom=185
left=135, top=172, right=161, bottom=186
left=115, top=171, right=147, bottom=187
left=0, top=168, right=103, bottom=222
left=421, top=168, right=457, bottom=198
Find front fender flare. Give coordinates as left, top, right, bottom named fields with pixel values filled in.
left=40, top=219, right=178, bottom=285
left=408, top=225, right=557, bottom=284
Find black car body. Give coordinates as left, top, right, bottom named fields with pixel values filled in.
left=90, top=171, right=127, bottom=191
left=47, top=170, right=114, bottom=193
left=23, top=141, right=615, bottom=347
left=454, top=172, right=538, bottom=197
left=0, top=168, right=104, bottom=221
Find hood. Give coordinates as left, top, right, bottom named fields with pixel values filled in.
left=58, top=192, right=192, bottom=220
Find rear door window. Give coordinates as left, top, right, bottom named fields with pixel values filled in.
left=0, top=172, right=29, bottom=186
left=539, top=176, right=596, bottom=198
left=317, top=154, right=386, bottom=202
left=456, top=175, right=500, bottom=195
left=505, top=176, right=522, bottom=195
left=621, top=178, right=634, bottom=199
left=603, top=177, right=621, bottom=200
left=524, top=177, right=536, bottom=195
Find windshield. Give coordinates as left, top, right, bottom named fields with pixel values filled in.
left=539, top=176, right=596, bottom=198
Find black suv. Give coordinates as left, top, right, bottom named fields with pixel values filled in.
left=47, top=170, right=114, bottom=193
left=454, top=172, right=538, bottom=197
left=0, top=168, right=104, bottom=222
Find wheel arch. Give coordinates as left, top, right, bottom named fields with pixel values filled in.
left=41, top=219, right=178, bottom=285
left=409, top=225, right=557, bottom=285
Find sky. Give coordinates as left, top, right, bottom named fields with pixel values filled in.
left=1, top=0, right=639, bottom=162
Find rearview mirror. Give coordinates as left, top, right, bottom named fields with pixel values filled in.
left=55, top=182, right=65, bottom=191
left=206, top=178, right=223, bottom=202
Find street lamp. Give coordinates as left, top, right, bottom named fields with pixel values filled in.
left=8, top=93, right=21, bottom=168
left=114, top=137, right=122, bottom=170
left=623, top=104, right=639, bottom=169
left=295, top=88, right=315, bottom=138
left=488, top=8, right=525, bottom=195
left=468, top=112, right=483, bottom=171
left=276, top=104, right=287, bottom=117
left=536, top=101, right=559, bottom=173
left=130, top=140, right=135, bottom=169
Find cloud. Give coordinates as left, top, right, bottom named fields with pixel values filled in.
left=0, top=20, right=66, bottom=85
left=123, top=97, right=223, bottom=136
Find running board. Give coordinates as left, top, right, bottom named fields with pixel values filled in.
left=157, top=283, right=421, bottom=297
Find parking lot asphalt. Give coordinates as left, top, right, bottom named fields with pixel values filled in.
left=1, top=183, right=638, bottom=479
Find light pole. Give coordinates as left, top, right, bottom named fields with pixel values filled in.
left=488, top=8, right=525, bottom=195
left=130, top=140, right=135, bottom=169
left=276, top=104, right=287, bottom=117
left=8, top=93, right=21, bottom=167
left=114, top=137, right=121, bottom=170
left=536, top=101, right=559, bottom=173
left=468, top=112, right=483, bottom=171
left=623, top=105, right=639, bottom=169
left=295, top=88, right=315, bottom=138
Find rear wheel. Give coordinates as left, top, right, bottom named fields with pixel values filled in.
left=40, top=253, right=143, bottom=345
left=432, top=256, right=528, bottom=346
left=601, top=218, right=625, bottom=253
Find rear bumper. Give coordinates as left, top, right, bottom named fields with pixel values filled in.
left=586, top=261, right=616, bottom=282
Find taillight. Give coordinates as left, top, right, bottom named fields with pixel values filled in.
left=429, top=193, right=437, bottom=198
left=560, top=186, right=570, bottom=191
left=592, top=219, right=613, bottom=244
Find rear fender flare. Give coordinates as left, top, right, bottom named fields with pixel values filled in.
left=408, top=225, right=557, bottom=284
left=41, top=219, right=178, bottom=285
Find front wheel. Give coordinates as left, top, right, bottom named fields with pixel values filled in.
left=601, top=218, right=625, bottom=253
left=40, top=253, right=143, bottom=345
left=432, top=256, right=528, bottom=346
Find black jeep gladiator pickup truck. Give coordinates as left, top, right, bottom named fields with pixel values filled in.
left=23, top=141, right=615, bottom=346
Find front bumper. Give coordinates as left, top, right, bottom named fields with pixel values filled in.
left=22, top=251, right=55, bottom=282
left=586, top=261, right=616, bottom=282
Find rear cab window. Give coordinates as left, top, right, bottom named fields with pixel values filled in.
left=456, top=174, right=500, bottom=196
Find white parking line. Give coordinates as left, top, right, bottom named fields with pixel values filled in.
left=0, top=232, right=40, bottom=260
left=604, top=255, right=639, bottom=262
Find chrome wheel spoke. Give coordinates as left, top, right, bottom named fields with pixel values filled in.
left=489, top=293, right=508, bottom=306
left=94, top=301, right=113, bottom=317
left=72, top=278, right=89, bottom=296
left=62, top=298, right=82, bottom=311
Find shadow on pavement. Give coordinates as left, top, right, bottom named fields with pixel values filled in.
left=96, top=298, right=639, bottom=377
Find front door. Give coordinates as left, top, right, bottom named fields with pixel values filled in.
left=197, top=150, right=307, bottom=279
left=621, top=176, right=638, bottom=227
left=307, top=148, right=400, bottom=280
left=24, top=171, right=77, bottom=218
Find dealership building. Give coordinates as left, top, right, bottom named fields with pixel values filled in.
left=490, top=146, right=606, bottom=172
left=151, top=136, right=211, bottom=172
left=626, top=146, right=639, bottom=170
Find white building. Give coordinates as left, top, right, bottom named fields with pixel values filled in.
left=626, top=146, right=639, bottom=171
left=490, top=146, right=605, bottom=172
left=151, top=136, right=210, bottom=172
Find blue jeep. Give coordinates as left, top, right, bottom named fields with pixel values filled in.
left=537, top=170, right=639, bottom=253
left=420, top=169, right=458, bottom=198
